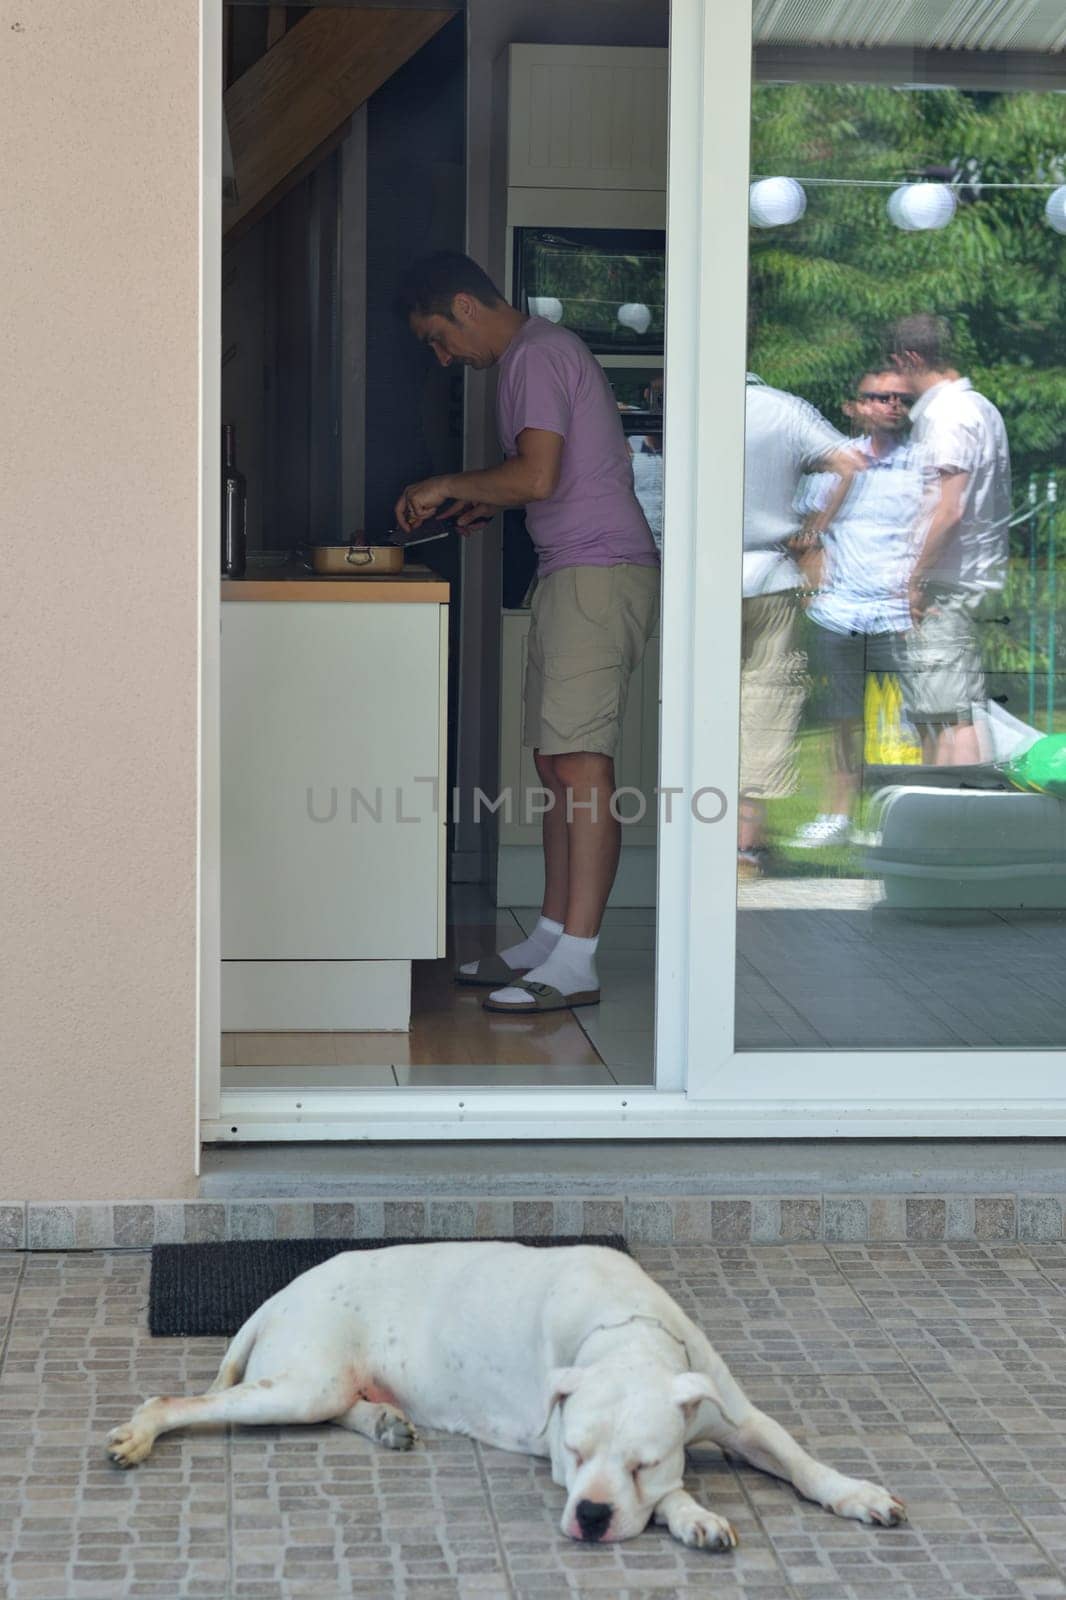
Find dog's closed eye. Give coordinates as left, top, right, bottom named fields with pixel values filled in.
left=631, top=1460, right=660, bottom=1481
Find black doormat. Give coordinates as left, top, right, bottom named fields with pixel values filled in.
left=149, top=1235, right=630, bottom=1337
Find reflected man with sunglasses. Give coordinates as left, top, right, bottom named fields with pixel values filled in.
left=789, top=370, right=925, bottom=848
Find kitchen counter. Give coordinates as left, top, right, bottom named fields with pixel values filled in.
left=222, top=564, right=449, bottom=603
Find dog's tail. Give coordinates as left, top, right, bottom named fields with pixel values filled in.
left=207, top=1304, right=266, bottom=1393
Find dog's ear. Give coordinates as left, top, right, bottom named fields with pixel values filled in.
left=671, top=1371, right=725, bottom=1420
left=536, top=1365, right=584, bottom=1434
left=545, top=1366, right=584, bottom=1413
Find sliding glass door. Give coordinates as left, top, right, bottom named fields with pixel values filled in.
left=674, top=0, right=1066, bottom=1127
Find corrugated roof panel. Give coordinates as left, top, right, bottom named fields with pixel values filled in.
left=752, top=0, right=1066, bottom=51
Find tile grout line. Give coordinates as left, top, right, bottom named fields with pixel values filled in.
left=0, top=1246, right=27, bottom=1380
left=750, top=921, right=981, bottom=1048
left=224, top=1418, right=235, bottom=1600
left=755, top=965, right=833, bottom=1048
left=905, top=1361, right=1066, bottom=1591
left=722, top=1452, right=804, bottom=1600
left=0, top=1251, right=26, bottom=1600
left=467, top=1446, right=515, bottom=1593
left=825, top=1242, right=1066, bottom=1589
left=671, top=1239, right=844, bottom=1598
left=469, top=1439, right=520, bottom=1600
left=1019, top=1238, right=1066, bottom=1297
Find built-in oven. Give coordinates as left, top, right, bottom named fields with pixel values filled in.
left=512, top=226, right=664, bottom=354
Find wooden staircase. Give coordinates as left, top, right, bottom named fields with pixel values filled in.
left=223, top=6, right=456, bottom=244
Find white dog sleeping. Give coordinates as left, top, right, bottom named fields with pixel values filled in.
left=108, top=1241, right=905, bottom=1549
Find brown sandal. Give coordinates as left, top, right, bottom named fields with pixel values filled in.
left=454, top=954, right=530, bottom=987
left=482, top=979, right=601, bottom=1014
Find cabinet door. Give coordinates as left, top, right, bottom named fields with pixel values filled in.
left=507, top=46, right=668, bottom=192
left=222, top=602, right=445, bottom=959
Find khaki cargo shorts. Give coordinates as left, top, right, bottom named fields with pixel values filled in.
left=739, top=590, right=805, bottom=801
left=897, top=586, right=985, bottom=724
left=523, top=563, right=660, bottom=757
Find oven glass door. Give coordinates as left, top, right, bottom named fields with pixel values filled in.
left=513, top=227, right=666, bottom=355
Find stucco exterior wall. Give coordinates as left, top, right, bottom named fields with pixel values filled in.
left=1, top=0, right=200, bottom=1198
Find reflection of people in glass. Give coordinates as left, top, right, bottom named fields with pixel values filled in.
left=740, top=375, right=861, bottom=876
left=790, top=370, right=925, bottom=848
left=887, top=315, right=1012, bottom=766
left=628, top=373, right=663, bottom=550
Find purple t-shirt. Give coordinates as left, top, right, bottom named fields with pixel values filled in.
left=495, top=317, right=660, bottom=578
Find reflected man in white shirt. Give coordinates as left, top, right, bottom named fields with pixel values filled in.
left=740, top=376, right=863, bottom=874
left=887, top=314, right=1012, bottom=766
left=789, top=369, right=926, bottom=848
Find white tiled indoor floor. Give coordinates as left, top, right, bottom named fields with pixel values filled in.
left=223, top=888, right=656, bottom=1091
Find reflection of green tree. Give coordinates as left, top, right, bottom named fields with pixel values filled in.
left=750, top=83, right=1066, bottom=480
left=750, top=83, right=1066, bottom=691
left=527, top=245, right=664, bottom=344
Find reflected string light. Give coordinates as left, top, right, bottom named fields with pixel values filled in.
left=616, top=302, right=653, bottom=335
left=528, top=296, right=563, bottom=323
left=748, top=176, right=807, bottom=227
left=886, top=183, right=958, bottom=231
left=745, top=175, right=1066, bottom=232
left=1045, top=186, right=1066, bottom=235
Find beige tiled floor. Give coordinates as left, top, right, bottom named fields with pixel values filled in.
left=223, top=893, right=656, bottom=1091
left=6, top=1242, right=1066, bottom=1599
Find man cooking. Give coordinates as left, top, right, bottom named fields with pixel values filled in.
left=394, top=251, right=660, bottom=1014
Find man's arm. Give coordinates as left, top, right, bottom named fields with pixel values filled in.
left=797, top=447, right=864, bottom=541
left=909, top=469, right=968, bottom=619
left=787, top=446, right=865, bottom=591
left=395, top=428, right=564, bottom=532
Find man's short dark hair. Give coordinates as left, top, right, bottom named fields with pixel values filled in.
left=394, top=252, right=505, bottom=321
left=851, top=366, right=900, bottom=394
left=884, top=313, right=953, bottom=372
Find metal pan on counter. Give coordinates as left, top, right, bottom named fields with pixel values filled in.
left=311, top=518, right=454, bottom=576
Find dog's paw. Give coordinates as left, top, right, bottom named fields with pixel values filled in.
left=105, top=1422, right=155, bottom=1469
left=669, top=1505, right=739, bottom=1551
left=831, top=1480, right=906, bottom=1527
left=374, top=1408, right=417, bottom=1451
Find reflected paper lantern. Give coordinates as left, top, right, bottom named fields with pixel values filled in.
left=887, top=183, right=957, bottom=231
left=1045, top=186, right=1066, bottom=235
left=528, top=296, right=563, bottom=323
left=748, top=176, right=807, bottom=228
left=617, top=302, right=653, bottom=335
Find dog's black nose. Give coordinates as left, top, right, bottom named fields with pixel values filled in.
left=576, top=1499, right=612, bottom=1541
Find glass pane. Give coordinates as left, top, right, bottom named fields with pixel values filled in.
left=737, top=22, right=1066, bottom=1050
left=610, top=367, right=664, bottom=550
left=514, top=228, right=665, bottom=352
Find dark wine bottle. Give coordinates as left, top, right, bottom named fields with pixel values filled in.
left=222, top=423, right=247, bottom=578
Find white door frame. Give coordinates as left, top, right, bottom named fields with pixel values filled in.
left=198, top=0, right=223, bottom=1164
left=197, top=0, right=1066, bottom=1144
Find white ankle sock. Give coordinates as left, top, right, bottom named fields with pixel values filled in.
left=460, top=914, right=563, bottom=977
left=491, top=932, right=600, bottom=1003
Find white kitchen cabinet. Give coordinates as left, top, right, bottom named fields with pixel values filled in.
left=505, top=45, right=668, bottom=193
left=496, top=609, right=660, bottom=908
left=221, top=594, right=448, bottom=1027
